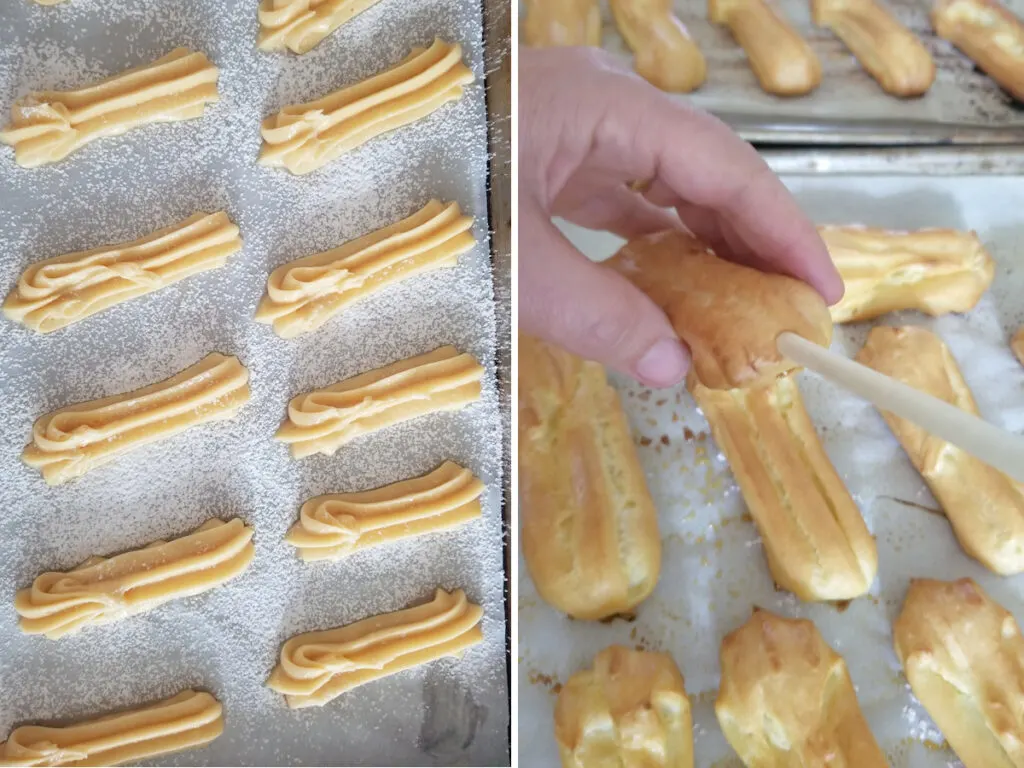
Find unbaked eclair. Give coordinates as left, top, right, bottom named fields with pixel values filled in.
left=819, top=225, right=995, bottom=323
left=857, top=326, right=1024, bottom=575
left=523, top=0, right=602, bottom=47
left=1013, top=327, right=1024, bottom=366
left=933, top=0, right=1024, bottom=102
left=519, top=334, right=661, bottom=621
left=609, top=0, right=707, bottom=92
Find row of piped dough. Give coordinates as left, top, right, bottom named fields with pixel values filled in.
left=0, top=39, right=473, bottom=173
left=3, top=198, right=475, bottom=336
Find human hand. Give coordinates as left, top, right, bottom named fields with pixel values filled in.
left=518, top=46, right=843, bottom=388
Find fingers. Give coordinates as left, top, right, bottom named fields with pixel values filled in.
left=552, top=172, right=683, bottom=240
left=519, top=204, right=690, bottom=388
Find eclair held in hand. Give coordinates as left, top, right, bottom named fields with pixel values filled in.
left=857, top=326, right=1024, bottom=575
left=895, top=578, right=1024, bottom=768
left=716, top=609, right=888, bottom=766
left=609, top=0, right=707, bottom=92
left=813, top=0, right=935, bottom=96
left=523, top=0, right=602, bottom=47
left=519, top=334, right=661, bottom=620
left=933, top=0, right=1024, bottom=102
left=819, top=225, right=995, bottom=323
left=709, top=0, right=822, bottom=96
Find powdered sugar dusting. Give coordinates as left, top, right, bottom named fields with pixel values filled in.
left=0, top=0, right=507, bottom=765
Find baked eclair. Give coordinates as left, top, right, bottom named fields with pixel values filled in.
left=523, top=0, right=602, bottom=48
left=895, top=578, right=1024, bottom=768
left=519, top=334, right=662, bottom=620
left=716, top=609, right=888, bottom=766
left=555, top=645, right=693, bottom=767
left=819, top=225, right=995, bottom=323
left=607, top=229, right=832, bottom=391
left=709, top=0, right=822, bottom=95
left=813, top=0, right=936, bottom=96
left=857, top=326, right=1024, bottom=575
left=933, top=0, right=1024, bottom=102
left=609, top=0, right=707, bottom=92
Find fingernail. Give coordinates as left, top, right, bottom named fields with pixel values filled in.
left=635, top=339, right=690, bottom=388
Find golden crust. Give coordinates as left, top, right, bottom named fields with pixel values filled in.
left=607, top=229, right=833, bottom=391
left=716, top=609, right=887, bottom=767
left=555, top=646, right=693, bottom=768
left=708, top=0, right=822, bottom=95
left=894, top=578, right=1024, bottom=768
left=933, top=0, right=1024, bottom=101
left=692, top=375, right=877, bottom=601
left=857, top=326, right=1024, bottom=575
left=819, top=226, right=995, bottom=323
left=257, top=0, right=384, bottom=55
left=1013, top=327, right=1024, bottom=367
left=519, top=334, right=661, bottom=620
left=523, top=0, right=602, bottom=47
left=812, top=0, right=935, bottom=95
left=609, top=0, right=707, bottom=92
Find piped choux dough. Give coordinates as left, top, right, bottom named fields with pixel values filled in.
left=266, top=588, right=483, bottom=708
left=523, top=0, right=602, bottom=47
left=519, top=334, right=662, bottom=620
left=607, top=229, right=833, bottom=391
left=933, top=0, right=1024, bottom=101
left=0, top=690, right=223, bottom=767
left=813, top=0, right=935, bottom=96
left=286, top=461, right=484, bottom=561
left=894, top=578, right=1024, bottom=768
left=276, top=346, right=483, bottom=458
left=15, top=519, right=255, bottom=640
left=31, top=0, right=66, bottom=5
left=1013, top=328, right=1024, bottom=366
left=257, top=0, right=385, bottom=54
left=259, top=38, right=473, bottom=175
left=716, top=609, right=888, bottom=767
left=554, top=646, right=693, bottom=768
left=0, top=48, right=219, bottom=168
left=819, top=226, right=995, bottom=323
left=4, top=212, right=242, bottom=333
left=255, top=200, right=474, bottom=338
left=709, top=0, right=822, bottom=96
left=22, top=353, right=250, bottom=486
left=609, top=0, right=707, bottom=92
left=691, top=375, right=877, bottom=601
left=857, top=326, right=1024, bottom=575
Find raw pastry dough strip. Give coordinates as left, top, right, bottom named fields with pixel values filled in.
left=0, top=48, right=219, bottom=169
left=0, top=690, right=223, bottom=767
left=1013, top=328, right=1024, bottom=366
left=522, top=0, right=602, bottom=47
left=857, top=326, right=1024, bottom=575
left=609, top=0, right=707, bottom=92
left=255, top=200, right=474, bottom=338
left=16, top=518, right=255, bottom=640
left=692, top=375, right=877, bottom=601
left=286, top=461, right=484, bottom=561
left=266, top=588, right=483, bottom=708
left=4, top=212, right=242, bottom=333
left=716, top=609, right=888, bottom=766
left=23, top=353, right=251, bottom=486
left=259, top=38, right=474, bottom=175
left=933, top=0, right=1024, bottom=102
left=894, top=578, right=1024, bottom=768
left=819, top=225, right=995, bottom=323
left=31, top=0, right=66, bottom=5
left=257, top=0, right=385, bottom=55
left=276, top=345, right=483, bottom=458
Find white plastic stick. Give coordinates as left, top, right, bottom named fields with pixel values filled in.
left=776, top=332, right=1024, bottom=483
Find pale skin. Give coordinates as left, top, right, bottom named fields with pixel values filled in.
left=519, top=47, right=844, bottom=387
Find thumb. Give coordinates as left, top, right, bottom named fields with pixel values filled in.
left=519, top=215, right=690, bottom=388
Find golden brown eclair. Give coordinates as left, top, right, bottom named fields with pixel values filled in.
left=555, top=646, right=693, bottom=768
left=1013, top=328, right=1024, bottom=366
left=519, top=334, right=662, bottom=620
left=692, top=375, right=877, bottom=601
left=716, top=609, right=888, bottom=767
left=894, top=578, right=1024, bottom=768
left=607, top=230, right=833, bottom=391
left=933, top=0, right=1024, bottom=101
left=819, top=226, right=995, bottom=323
left=609, top=0, right=707, bottom=92
left=709, top=0, right=822, bottom=95
left=523, top=0, right=602, bottom=48
left=813, top=0, right=936, bottom=96
left=857, top=326, right=1024, bottom=575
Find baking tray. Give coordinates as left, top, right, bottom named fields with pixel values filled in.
left=519, top=174, right=1024, bottom=767
left=592, top=0, right=1024, bottom=143
left=0, top=0, right=510, bottom=765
